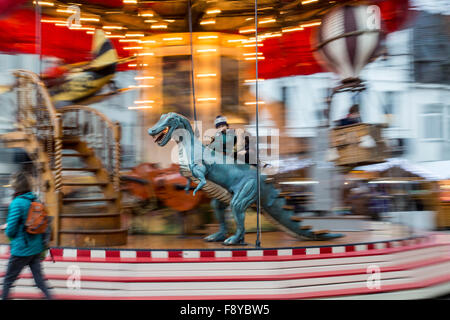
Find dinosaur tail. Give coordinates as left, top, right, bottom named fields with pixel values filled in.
left=179, top=165, right=343, bottom=241
left=260, top=176, right=344, bottom=241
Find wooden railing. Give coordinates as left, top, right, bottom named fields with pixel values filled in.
left=13, top=69, right=64, bottom=193
left=12, top=70, right=63, bottom=244
left=59, top=105, right=122, bottom=192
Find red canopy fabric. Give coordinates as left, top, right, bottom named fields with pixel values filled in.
left=0, top=9, right=130, bottom=70
left=0, top=0, right=27, bottom=18
left=258, top=27, right=325, bottom=79
left=0, top=0, right=413, bottom=78
left=376, top=0, right=414, bottom=33
left=258, top=0, right=413, bottom=79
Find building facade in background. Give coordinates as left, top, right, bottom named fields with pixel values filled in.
left=255, top=11, right=449, bottom=164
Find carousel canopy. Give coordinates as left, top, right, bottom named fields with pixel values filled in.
left=0, top=0, right=413, bottom=77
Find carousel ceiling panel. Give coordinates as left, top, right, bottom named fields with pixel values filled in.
left=35, top=0, right=354, bottom=34
left=12, top=0, right=412, bottom=36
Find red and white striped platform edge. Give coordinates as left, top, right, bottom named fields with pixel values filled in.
left=1, top=234, right=449, bottom=300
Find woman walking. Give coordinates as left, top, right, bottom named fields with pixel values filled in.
left=1, top=172, right=52, bottom=300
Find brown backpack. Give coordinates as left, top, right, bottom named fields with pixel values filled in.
left=25, top=201, right=48, bottom=234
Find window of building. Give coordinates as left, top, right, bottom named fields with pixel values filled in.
left=421, top=104, right=444, bottom=140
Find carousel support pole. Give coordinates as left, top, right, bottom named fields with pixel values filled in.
left=113, top=122, right=122, bottom=211
left=54, top=113, right=63, bottom=246
left=323, top=87, right=347, bottom=215
left=324, top=80, right=368, bottom=216
left=309, top=91, right=337, bottom=216
left=254, top=0, right=262, bottom=248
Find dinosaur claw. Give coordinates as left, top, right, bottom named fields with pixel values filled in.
left=223, top=235, right=245, bottom=245
left=204, top=232, right=227, bottom=242
left=193, top=186, right=203, bottom=196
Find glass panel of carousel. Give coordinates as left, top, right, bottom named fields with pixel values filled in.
left=0, top=0, right=446, bottom=258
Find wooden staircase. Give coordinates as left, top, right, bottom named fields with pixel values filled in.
left=0, top=70, right=127, bottom=247
left=58, top=136, right=127, bottom=247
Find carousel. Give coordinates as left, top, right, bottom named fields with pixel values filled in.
left=0, top=0, right=449, bottom=300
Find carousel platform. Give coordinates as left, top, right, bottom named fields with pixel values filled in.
left=0, top=223, right=449, bottom=300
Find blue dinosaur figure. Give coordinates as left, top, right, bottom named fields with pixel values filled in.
left=148, top=112, right=344, bottom=245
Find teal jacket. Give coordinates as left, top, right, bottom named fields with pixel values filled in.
left=5, top=192, right=44, bottom=257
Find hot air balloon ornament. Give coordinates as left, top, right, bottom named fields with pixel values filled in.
left=316, top=4, right=389, bottom=167
left=315, top=3, right=385, bottom=91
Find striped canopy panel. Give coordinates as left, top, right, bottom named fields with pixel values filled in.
left=316, top=4, right=383, bottom=81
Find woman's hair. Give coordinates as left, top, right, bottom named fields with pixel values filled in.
left=10, top=172, right=31, bottom=196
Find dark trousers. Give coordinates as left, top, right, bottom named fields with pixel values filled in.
left=1, top=253, right=52, bottom=300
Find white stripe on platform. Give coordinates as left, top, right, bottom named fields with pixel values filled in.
left=63, top=249, right=78, bottom=258
left=355, top=245, right=368, bottom=252
left=306, top=248, right=320, bottom=255
left=391, top=241, right=401, bottom=248
left=277, top=249, right=293, bottom=256
left=151, top=251, right=169, bottom=259
left=182, top=251, right=200, bottom=259
left=34, top=252, right=389, bottom=271
left=247, top=250, right=263, bottom=257
left=215, top=251, right=232, bottom=258
left=120, top=251, right=137, bottom=259
left=90, top=250, right=106, bottom=259
left=375, top=242, right=386, bottom=250
left=332, top=246, right=346, bottom=254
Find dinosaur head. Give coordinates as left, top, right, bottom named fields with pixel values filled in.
left=148, top=112, right=190, bottom=146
